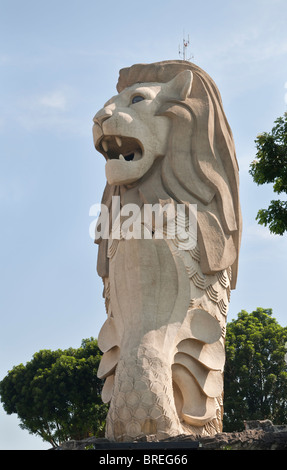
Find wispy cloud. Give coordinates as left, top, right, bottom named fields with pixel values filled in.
left=0, top=176, right=24, bottom=205
left=208, top=29, right=287, bottom=68
left=199, top=0, right=287, bottom=70
left=14, top=86, right=90, bottom=136
left=0, top=117, right=5, bottom=133
left=243, top=222, right=287, bottom=253
left=244, top=223, right=277, bottom=241
left=38, top=91, right=67, bottom=111
left=0, top=54, right=10, bottom=65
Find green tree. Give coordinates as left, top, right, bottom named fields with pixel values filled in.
left=249, top=112, right=287, bottom=235
left=0, top=338, right=108, bottom=448
left=223, top=308, right=287, bottom=432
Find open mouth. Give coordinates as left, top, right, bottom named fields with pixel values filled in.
left=98, top=136, right=143, bottom=162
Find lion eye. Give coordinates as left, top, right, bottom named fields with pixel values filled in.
left=131, top=95, right=145, bottom=104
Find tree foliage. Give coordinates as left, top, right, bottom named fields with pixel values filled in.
left=224, top=308, right=287, bottom=432
left=0, top=338, right=108, bottom=448
left=249, top=112, right=287, bottom=235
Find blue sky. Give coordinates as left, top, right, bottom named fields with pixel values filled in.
left=1, top=0, right=287, bottom=450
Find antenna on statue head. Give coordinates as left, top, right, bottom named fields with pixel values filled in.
left=178, top=32, right=194, bottom=61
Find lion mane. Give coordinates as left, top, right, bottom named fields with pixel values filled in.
left=96, top=60, right=242, bottom=290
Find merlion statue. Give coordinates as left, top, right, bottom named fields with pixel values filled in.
left=92, top=60, right=242, bottom=442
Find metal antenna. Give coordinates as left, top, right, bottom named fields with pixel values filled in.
left=179, top=33, right=194, bottom=61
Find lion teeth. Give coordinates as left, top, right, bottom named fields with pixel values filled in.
left=115, top=136, right=122, bottom=148
left=119, top=154, right=125, bottom=161
left=102, top=140, right=109, bottom=152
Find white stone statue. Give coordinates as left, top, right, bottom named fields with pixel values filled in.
left=92, top=61, right=242, bottom=442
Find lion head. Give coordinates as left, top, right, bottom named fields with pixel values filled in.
left=93, top=60, right=242, bottom=289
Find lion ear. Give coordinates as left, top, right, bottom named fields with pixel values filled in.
left=166, top=70, right=193, bottom=100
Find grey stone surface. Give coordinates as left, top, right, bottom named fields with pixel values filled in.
left=54, top=421, right=287, bottom=450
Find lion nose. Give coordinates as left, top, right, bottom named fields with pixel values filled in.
left=93, top=108, right=113, bottom=126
